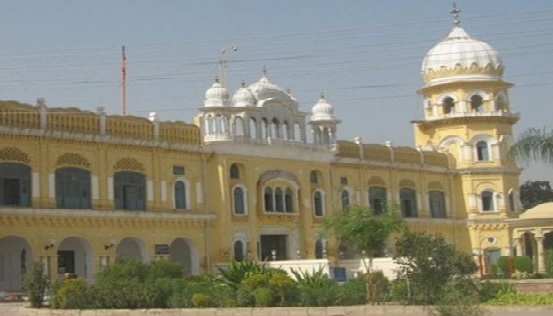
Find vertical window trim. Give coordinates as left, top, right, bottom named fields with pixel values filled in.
left=476, top=141, right=490, bottom=161
left=313, top=190, right=325, bottom=217
left=173, top=177, right=190, bottom=210
left=481, top=190, right=495, bottom=212
left=264, top=187, right=274, bottom=212
left=368, top=186, right=387, bottom=215
left=399, top=187, right=418, bottom=218
left=232, top=185, right=247, bottom=215
left=428, top=190, right=447, bottom=218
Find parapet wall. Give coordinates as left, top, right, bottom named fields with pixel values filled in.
left=0, top=100, right=201, bottom=145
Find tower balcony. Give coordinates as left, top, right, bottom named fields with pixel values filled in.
left=426, top=110, right=520, bottom=121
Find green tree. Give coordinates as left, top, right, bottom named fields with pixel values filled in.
left=22, top=261, right=50, bottom=308
left=510, top=127, right=553, bottom=165
left=394, top=231, right=477, bottom=304
left=519, top=180, right=553, bottom=210
left=321, top=205, right=404, bottom=303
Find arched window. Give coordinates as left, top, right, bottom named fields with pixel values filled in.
left=476, top=141, right=490, bottom=161
left=313, top=191, right=324, bottom=216
left=55, top=167, right=91, bottom=209
left=271, top=118, right=280, bottom=138
left=369, top=186, right=387, bottom=215
left=310, top=170, right=319, bottom=184
left=174, top=181, right=187, bottom=209
left=233, top=240, right=245, bottom=262
left=428, top=190, right=446, bottom=218
left=205, top=115, right=214, bottom=134
left=471, top=95, right=484, bottom=112
left=400, top=188, right=418, bottom=218
left=261, top=118, right=268, bottom=140
left=264, top=187, right=274, bottom=212
left=275, top=188, right=284, bottom=212
left=341, top=189, right=350, bottom=211
left=481, top=190, right=494, bottom=211
left=234, top=116, right=244, bottom=136
left=294, top=123, right=301, bottom=141
left=284, top=188, right=293, bottom=213
left=0, top=162, right=31, bottom=207
left=315, top=239, right=324, bottom=259
left=230, top=163, right=240, bottom=179
left=233, top=186, right=246, bottom=215
left=249, top=117, right=257, bottom=139
left=114, top=171, right=146, bottom=210
left=443, top=97, right=455, bottom=114
left=496, top=95, right=508, bottom=111
left=283, top=121, right=290, bottom=140
left=508, top=190, right=516, bottom=212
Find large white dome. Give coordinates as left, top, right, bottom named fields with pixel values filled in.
left=232, top=82, right=256, bottom=107
left=421, top=26, right=504, bottom=86
left=246, top=70, right=297, bottom=108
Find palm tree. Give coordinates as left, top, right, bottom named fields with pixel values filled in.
left=510, top=128, right=553, bottom=164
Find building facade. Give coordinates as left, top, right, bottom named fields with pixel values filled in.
left=0, top=10, right=536, bottom=292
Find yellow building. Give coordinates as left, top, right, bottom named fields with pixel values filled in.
left=0, top=9, right=533, bottom=292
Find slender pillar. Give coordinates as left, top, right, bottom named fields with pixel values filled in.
left=536, top=236, right=545, bottom=273
left=515, top=237, right=523, bottom=257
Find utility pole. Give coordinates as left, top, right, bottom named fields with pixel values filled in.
left=121, top=45, right=127, bottom=116
left=219, top=45, right=237, bottom=88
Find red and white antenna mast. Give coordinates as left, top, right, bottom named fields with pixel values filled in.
left=121, top=45, right=127, bottom=116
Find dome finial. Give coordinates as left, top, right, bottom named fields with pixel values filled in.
left=241, top=80, right=246, bottom=88
left=262, top=65, right=268, bottom=77
left=214, top=76, right=220, bottom=83
left=320, top=91, right=325, bottom=99
left=450, top=2, right=461, bottom=26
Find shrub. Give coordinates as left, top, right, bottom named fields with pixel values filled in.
left=477, top=281, right=515, bottom=302
left=22, top=261, right=49, bottom=308
left=145, top=260, right=183, bottom=281
left=337, top=277, right=367, bottom=305
left=253, top=287, right=274, bottom=307
left=514, top=256, right=534, bottom=273
left=216, top=260, right=269, bottom=289
left=191, top=293, right=212, bottom=307
left=268, top=271, right=295, bottom=306
left=53, top=278, right=89, bottom=309
left=428, top=282, right=485, bottom=316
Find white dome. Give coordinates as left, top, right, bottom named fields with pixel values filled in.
left=204, top=79, right=230, bottom=107
left=310, top=96, right=337, bottom=122
left=247, top=71, right=297, bottom=107
left=232, top=83, right=256, bottom=107
left=421, top=26, right=503, bottom=86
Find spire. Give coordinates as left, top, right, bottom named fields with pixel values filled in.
left=320, top=91, right=325, bottom=99
left=241, top=80, right=246, bottom=88
left=450, top=2, right=461, bottom=26
left=262, top=65, right=268, bottom=77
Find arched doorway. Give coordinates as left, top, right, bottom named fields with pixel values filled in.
left=169, top=238, right=196, bottom=276
left=116, top=237, right=148, bottom=263
left=0, top=236, right=33, bottom=291
left=57, top=237, right=94, bottom=283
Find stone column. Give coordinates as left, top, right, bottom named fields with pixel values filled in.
left=536, top=236, right=545, bottom=273
left=514, top=237, right=523, bottom=256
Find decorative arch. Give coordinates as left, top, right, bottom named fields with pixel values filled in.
left=436, top=93, right=459, bottom=104
left=437, top=135, right=465, bottom=150
left=113, top=157, right=145, bottom=172
left=233, top=116, right=245, bottom=136
left=468, top=134, right=498, bottom=146
left=399, top=179, right=416, bottom=188
left=258, top=170, right=299, bottom=188
left=427, top=181, right=444, bottom=190
left=0, top=147, right=30, bottom=163
left=367, top=176, right=386, bottom=187
left=467, top=90, right=490, bottom=101
left=56, top=153, right=90, bottom=168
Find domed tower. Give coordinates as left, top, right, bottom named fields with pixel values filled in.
left=196, top=78, right=233, bottom=142
left=413, top=4, right=521, bottom=219
left=309, top=94, right=341, bottom=145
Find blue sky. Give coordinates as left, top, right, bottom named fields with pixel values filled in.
left=0, top=0, right=552, bottom=181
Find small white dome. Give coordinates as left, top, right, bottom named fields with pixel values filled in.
left=204, top=79, right=230, bottom=107
left=421, top=26, right=503, bottom=86
left=310, top=95, right=337, bottom=122
left=232, top=82, right=256, bottom=107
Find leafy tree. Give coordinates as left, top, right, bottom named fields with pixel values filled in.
left=394, top=231, right=477, bottom=304
left=510, top=127, right=553, bottom=165
left=22, top=261, right=50, bottom=308
left=321, top=205, right=404, bottom=303
left=519, top=180, right=553, bottom=210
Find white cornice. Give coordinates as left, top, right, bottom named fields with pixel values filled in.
left=335, top=157, right=449, bottom=173
left=0, top=207, right=216, bottom=220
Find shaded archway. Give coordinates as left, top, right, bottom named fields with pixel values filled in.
left=57, top=236, right=94, bottom=283
left=116, top=237, right=148, bottom=263
left=0, top=236, right=33, bottom=291
left=169, top=238, right=197, bottom=276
